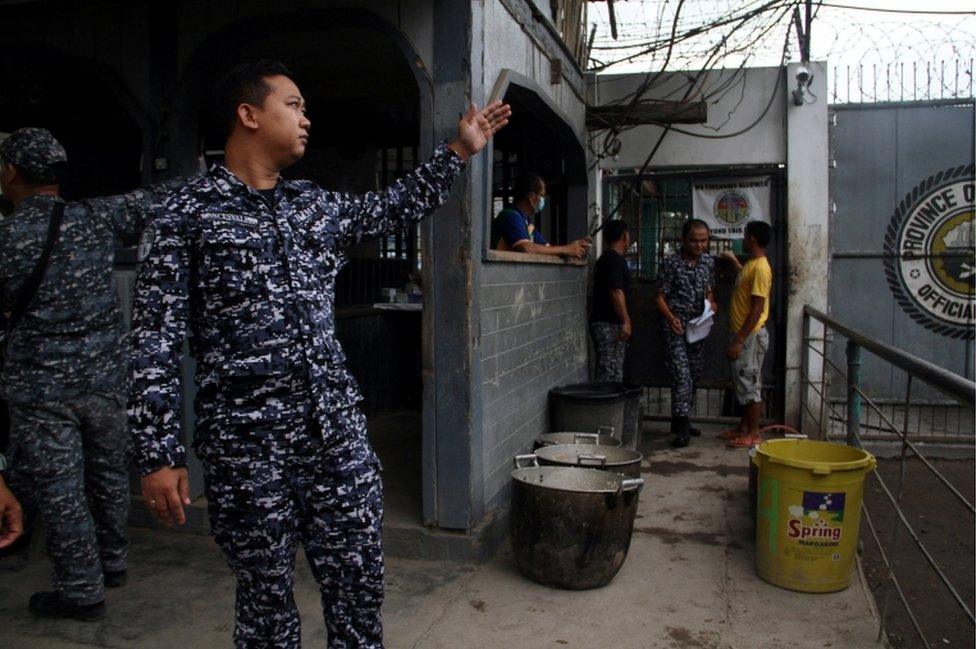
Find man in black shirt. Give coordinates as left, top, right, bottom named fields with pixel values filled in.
left=590, top=220, right=632, bottom=381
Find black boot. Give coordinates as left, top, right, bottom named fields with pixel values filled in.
left=104, top=569, right=127, bottom=588
left=689, top=426, right=702, bottom=437
left=29, top=592, right=105, bottom=621
left=671, top=416, right=691, bottom=448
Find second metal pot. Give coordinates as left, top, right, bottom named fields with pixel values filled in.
left=522, top=443, right=644, bottom=478
left=534, top=428, right=620, bottom=450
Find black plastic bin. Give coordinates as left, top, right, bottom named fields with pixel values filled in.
left=593, top=382, right=644, bottom=450
left=548, top=383, right=627, bottom=441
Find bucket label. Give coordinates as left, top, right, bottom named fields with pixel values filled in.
left=786, top=491, right=846, bottom=547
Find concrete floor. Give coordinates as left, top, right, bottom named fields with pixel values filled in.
left=0, top=426, right=884, bottom=648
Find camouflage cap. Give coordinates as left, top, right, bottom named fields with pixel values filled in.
left=0, top=127, right=67, bottom=180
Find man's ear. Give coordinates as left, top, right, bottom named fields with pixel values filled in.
left=1, top=162, right=18, bottom=187
left=237, top=103, right=260, bottom=131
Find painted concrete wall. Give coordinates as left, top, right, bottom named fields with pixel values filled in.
left=591, top=67, right=788, bottom=168
left=783, top=62, right=830, bottom=427
left=473, top=2, right=590, bottom=513
left=479, top=265, right=589, bottom=509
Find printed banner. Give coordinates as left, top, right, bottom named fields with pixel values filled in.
left=692, top=176, right=772, bottom=238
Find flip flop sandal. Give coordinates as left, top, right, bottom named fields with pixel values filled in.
left=726, top=434, right=762, bottom=448
left=719, top=428, right=742, bottom=441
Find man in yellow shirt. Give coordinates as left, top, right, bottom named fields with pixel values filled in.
left=720, top=221, right=772, bottom=447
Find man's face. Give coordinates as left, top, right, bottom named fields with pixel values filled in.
left=249, top=75, right=311, bottom=168
left=530, top=183, right=547, bottom=211
left=683, top=225, right=709, bottom=257
left=743, top=233, right=756, bottom=254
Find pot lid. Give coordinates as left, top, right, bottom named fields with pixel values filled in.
left=537, top=432, right=621, bottom=447
left=535, top=443, right=642, bottom=467
left=511, top=466, right=633, bottom=493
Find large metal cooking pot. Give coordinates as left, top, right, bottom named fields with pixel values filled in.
left=524, top=443, right=644, bottom=478
left=510, top=458, right=644, bottom=590
left=534, top=428, right=620, bottom=450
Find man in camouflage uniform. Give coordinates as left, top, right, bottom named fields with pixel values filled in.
left=0, top=128, right=181, bottom=620
left=654, top=219, right=717, bottom=448
left=130, top=60, right=509, bottom=648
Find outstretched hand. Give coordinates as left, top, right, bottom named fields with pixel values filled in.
left=448, top=100, right=512, bottom=160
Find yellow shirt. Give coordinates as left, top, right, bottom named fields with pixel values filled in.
left=729, top=256, right=772, bottom=334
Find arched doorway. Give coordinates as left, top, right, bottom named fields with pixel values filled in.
left=0, top=49, right=149, bottom=210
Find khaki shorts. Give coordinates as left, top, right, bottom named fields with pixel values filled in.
left=731, top=327, right=768, bottom=405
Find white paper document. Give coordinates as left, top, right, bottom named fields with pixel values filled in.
left=685, top=300, right=714, bottom=344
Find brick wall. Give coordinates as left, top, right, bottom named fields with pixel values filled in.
left=479, top=262, right=589, bottom=510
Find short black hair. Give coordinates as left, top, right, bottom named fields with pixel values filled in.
left=682, top=218, right=710, bottom=239
left=604, top=219, right=629, bottom=243
left=11, top=162, right=63, bottom=186
left=212, top=60, right=296, bottom=137
left=513, top=173, right=545, bottom=202
left=744, top=220, right=772, bottom=247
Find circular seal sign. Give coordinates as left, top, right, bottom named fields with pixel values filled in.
left=713, top=190, right=750, bottom=226
left=883, top=165, right=975, bottom=339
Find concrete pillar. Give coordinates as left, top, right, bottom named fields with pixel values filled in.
left=784, top=61, right=829, bottom=428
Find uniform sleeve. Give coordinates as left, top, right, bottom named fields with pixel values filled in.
left=84, top=177, right=187, bottom=240
left=749, top=262, right=773, bottom=299
left=318, top=142, right=465, bottom=248
left=655, top=256, right=674, bottom=297
left=126, top=199, right=190, bottom=475
left=707, top=255, right=717, bottom=290
left=0, top=212, right=43, bottom=306
left=532, top=223, right=548, bottom=246
left=496, top=209, right=531, bottom=248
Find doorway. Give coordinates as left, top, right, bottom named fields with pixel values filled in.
left=604, top=168, right=788, bottom=423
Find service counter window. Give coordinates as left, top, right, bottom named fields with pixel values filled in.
left=484, top=71, right=588, bottom=266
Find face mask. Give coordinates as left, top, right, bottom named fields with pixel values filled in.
left=534, top=195, right=546, bottom=214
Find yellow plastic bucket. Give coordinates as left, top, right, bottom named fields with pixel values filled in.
left=754, top=438, right=876, bottom=593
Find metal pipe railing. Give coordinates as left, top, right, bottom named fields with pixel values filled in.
left=799, top=306, right=975, bottom=647
left=804, top=306, right=975, bottom=406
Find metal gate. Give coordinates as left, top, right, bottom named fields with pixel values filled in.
left=828, top=99, right=975, bottom=402
left=602, top=168, right=787, bottom=422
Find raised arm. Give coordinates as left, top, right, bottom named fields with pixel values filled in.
left=323, top=101, right=510, bottom=248
left=126, top=200, right=191, bottom=526
left=84, top=177, right=188, bottom=240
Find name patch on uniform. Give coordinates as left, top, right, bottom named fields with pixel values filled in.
left=292, top=203, right=320, bottom=228
left=200, top=212, right=260, bottom=228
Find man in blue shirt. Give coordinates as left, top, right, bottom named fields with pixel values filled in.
left=492, top=173, right=588, bottom=259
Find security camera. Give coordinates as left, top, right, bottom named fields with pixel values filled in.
left=795, top=66, right=813, bottom=86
